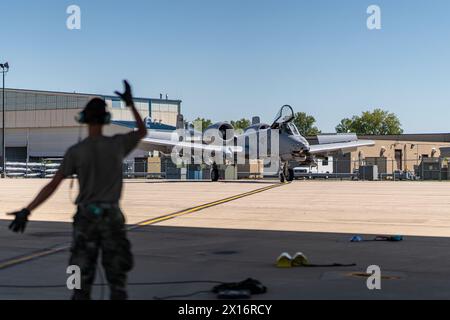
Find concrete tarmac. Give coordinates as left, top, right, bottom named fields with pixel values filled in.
left=1, top=180, right=450, bottom=299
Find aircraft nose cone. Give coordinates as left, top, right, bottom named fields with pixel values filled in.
left=292, top=143, right=307, bottom=155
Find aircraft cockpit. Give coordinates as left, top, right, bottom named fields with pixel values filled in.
left=272, top=105, right=300, bottom=136
left=287, top=122, right=300, bottom=136
left=272, top=105, right=295, bottom=127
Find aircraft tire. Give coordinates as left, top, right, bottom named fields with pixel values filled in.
left=211, top=168, right=219, bottom=182
left=286, top=169, right=295, bottom=182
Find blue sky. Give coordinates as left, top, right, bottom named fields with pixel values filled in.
left=1, top=0, right=450, bottom=133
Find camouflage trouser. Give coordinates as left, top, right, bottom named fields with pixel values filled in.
left=70, top=205, right=133, bottom=300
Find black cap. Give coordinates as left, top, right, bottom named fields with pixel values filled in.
left=83, top=98, right=108, bottom=123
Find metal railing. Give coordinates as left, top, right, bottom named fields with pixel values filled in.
left=1, top=158, right=448, bottom=181
left=1, top=161, right=60, bottom=178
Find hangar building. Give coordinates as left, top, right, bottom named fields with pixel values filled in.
left=0, top=88, right=181, bottom=163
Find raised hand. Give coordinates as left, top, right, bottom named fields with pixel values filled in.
left=114, top=80, right=134, bottom=107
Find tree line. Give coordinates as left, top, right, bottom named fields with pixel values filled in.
left=194, top=108, right=403, bottom=136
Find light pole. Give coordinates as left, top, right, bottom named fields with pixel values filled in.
left=0, top=62, right=9, bottom=178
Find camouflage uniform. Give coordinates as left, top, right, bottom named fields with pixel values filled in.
left=70, top=204, right=133, bottom=300
left=60, top=132, right=141, bottom=300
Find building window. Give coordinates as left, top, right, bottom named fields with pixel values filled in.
left=112, top=98, right=122, bottom=109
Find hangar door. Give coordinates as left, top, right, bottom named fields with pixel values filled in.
left=0, top=129, right=28, bottom=162
left=28, top=128, right=80, bottom=157
left=6, top=147, right=27, bottom=162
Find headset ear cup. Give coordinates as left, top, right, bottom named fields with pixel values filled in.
left=75, top=111, right=86, bottom=124
left=75, top=111, right=110, bottom=124
left=104, top=112, right=112, bottom=124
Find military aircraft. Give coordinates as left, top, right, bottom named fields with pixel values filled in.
left=138, top=105, right=374, bottom=182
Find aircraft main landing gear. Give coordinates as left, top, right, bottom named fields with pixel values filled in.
left=287, top=168, right=294, bottom=182
left=211, top=163, right=219, bottom=182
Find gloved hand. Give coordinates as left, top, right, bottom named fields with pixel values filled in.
left=7, top=209, right=31, bottom=233
left=114, top=80, right=134, bottom=107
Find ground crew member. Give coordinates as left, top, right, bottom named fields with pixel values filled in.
left=7, top=80, right=148, bottom=300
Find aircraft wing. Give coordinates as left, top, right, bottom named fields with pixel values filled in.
left=140, top=137, right=243, bottom=154
left=309, top=139, right=375, bottom=155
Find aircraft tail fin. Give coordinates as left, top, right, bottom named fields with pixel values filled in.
left=176, top=114, right=185, bottom=129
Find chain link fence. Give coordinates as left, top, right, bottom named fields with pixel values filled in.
left=294, top=157, right=449, bottom=181
left=1, top=157, right=449, bottom=181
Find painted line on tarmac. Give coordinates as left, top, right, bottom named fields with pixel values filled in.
left=0, top=182, right=287, bottom=271
left=129, top=182, right=285, bottom=229
left=0, top=244, right=70, bottom=271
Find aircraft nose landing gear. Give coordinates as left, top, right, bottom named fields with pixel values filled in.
left=279, top=162, right=294, bottom=183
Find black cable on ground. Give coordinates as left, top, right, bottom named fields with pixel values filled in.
left=303, top=263, right=357, bottom=267
left=0, top=280, right=225, bottom=289
left=153, top=290, right=212, bottom=300
left=0, top=279, right=224, bottom=301
left=0, top=278, right=269, bottom=300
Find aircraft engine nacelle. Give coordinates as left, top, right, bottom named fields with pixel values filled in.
left=244, top=123, right=271, bottom=133
left=204, top=122, right=235, bottom=144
